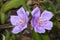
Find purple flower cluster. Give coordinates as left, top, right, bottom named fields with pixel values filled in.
left=31, top=7, right=53, bottom=33
left=10, top=7, right=29, bottom=34
left=10, top=7, right=53, bottom=34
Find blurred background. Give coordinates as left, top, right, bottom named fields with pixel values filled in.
left=0, top=0, right=60, bottom=40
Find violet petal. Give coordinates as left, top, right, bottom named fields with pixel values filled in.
left=10, top=16, right=20, bottom=25
left=31, top=7, right=40, bottom=17
left=41, top=10, right=53, bottom=20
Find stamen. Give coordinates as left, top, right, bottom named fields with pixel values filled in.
left=19, top=20, right=24, bottom=24
left=37, top=19, right=43, bottom=24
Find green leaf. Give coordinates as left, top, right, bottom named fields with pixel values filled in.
left=11, top=35, right=16, bottom=40
left=0, top=0, right=27, bottom=24
left=4, top=30, right=21, bottom=40
left=0, top=2, right=3, bottom=9
left=56, top=0, right=60, bottom=9
left=32, top=30, right=42, bottom=40
left=51, top=15, right=58, bottom=34
left=41, top=34, right=50, bottom=40
left=23, top=5, right=31, bottom=12
left=0, top=13, right=7, bottom=24
left=1, top=0, right=26, bottom=13
left=2, top=34, right=5, bottom=40
left=40, top=2, right=56, bottom=12
left=5, top=30, right=10, bottom=40
left=55, top=11, right=60, bottom=18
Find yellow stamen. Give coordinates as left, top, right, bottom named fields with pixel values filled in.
left=19, top=20, right=24, bottom=24
left=37, top=19, right=43, bottom=24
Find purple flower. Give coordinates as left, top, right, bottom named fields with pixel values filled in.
left=31, top=7, right=53, bottom=33
left=10, top=7, right=29, bottom=34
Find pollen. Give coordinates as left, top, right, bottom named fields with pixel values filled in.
left=19, top=20, right=24, bottom=24
left=37, top=19, right=43, bottom=24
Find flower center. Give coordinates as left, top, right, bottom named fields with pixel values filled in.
left=19, top=20, right=25, bottom=24
left=37, top=19, right=43, bottom=24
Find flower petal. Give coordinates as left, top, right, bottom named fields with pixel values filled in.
left=12, top=24, right=27, bottom=34
left=17, top=7, right=26, bottom=19
left=10, top=16, right=20, bottom=25
left=34, top=27, right=45, bottom=33
left=41, top=21, right=53, bottom=30
left=17, top=7, right=25, bottom=16
left=25, top=15, right=29, bottom=23
left=12, top=26, right=21, bottom=34
left=41, top=10, right=53, bottom=20
left=31, top=19, right=34, bottom=27
left=26, top=11, right=29, bottom=16
left=31, top=7, right=40, bottom=17
left=31, top=17, right=39, bottom=27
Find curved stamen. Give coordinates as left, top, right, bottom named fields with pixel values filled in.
left=37, top=19, right=43, bottom=24
left=19, top=20, right=25, bottom=24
